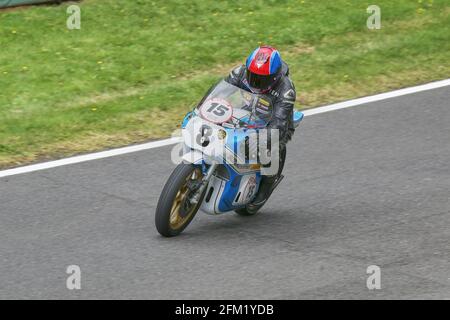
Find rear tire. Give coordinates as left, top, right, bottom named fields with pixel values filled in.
left=235, top=203, right=264, bottom=216
left=155, top=163, right=204, bottom=237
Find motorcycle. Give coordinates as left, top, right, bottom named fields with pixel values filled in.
left=155, top=80, right=304, bottom=237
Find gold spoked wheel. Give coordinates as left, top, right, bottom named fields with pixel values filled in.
left=155, top=163, right=205, bottom=237
left=168, top=168, right=202, bottom=230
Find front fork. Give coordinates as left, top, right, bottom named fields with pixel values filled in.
left=189, top=161, right=218, bottom=205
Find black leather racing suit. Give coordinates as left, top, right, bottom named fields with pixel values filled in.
left=224, top=62, right=296, bottom=205
left=225, top=62, right=296, bottom=173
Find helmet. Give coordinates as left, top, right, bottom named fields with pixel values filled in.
left=245, top=46, right=282, bottom=93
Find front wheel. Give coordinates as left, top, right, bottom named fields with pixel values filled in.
left=155, top=163, right=204, bottom=237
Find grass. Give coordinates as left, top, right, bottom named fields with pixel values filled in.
left=0, top=0, right=449, bottom=168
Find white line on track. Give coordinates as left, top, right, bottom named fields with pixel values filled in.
left=1, top=78, right=449, bottom=178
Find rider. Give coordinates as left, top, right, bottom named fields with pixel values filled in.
left=224, top=45, right=296, bottom=208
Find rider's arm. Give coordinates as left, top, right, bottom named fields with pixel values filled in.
left=224, top=65, right=245, bottom=87
left=269, top=80, right=296, bottom=145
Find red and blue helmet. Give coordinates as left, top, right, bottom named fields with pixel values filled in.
left=245, top=46, right=282, bottom=92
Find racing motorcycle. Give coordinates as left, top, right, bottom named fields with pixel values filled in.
left=155, top=80, right=304, bottom=237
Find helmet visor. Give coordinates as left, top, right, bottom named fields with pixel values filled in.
left=246, top=71, right=274, bottom=91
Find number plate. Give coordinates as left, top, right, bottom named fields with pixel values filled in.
left=199, top=98, right=233, bottom=124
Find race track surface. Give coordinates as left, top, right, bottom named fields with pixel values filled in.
left=0, top=87, right=449, bottom=299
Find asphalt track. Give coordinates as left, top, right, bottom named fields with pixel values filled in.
left=0, top=86, right=449, bottom=299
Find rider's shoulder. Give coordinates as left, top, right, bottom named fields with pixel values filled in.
left=274, top=76, right=296, bottom=104
left=278, top=62, right=295, bottom=90
left=278, top=74, right=296, bottom=93
left=280, top=74, right=295, bottom=88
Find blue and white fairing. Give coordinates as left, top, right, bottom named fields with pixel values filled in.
left=181, top=116, right=262, bottom=214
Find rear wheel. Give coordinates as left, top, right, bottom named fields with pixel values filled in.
left=235, top=203, right=264, bottom=216
left=155, top=163, right=204, bottom=237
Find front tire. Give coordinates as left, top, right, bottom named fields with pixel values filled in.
left=155, top=163, right=204, bottom=237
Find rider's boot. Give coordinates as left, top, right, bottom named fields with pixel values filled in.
left=248, top=175, right=278, bottom=208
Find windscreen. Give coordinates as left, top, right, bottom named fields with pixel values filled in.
left=196, top=80, right=272, bottom=128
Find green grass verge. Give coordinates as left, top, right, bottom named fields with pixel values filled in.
left=0, top=0, right=449, bottom=168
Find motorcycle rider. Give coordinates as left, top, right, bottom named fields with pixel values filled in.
left=224, top=45, right=296, bottom=208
